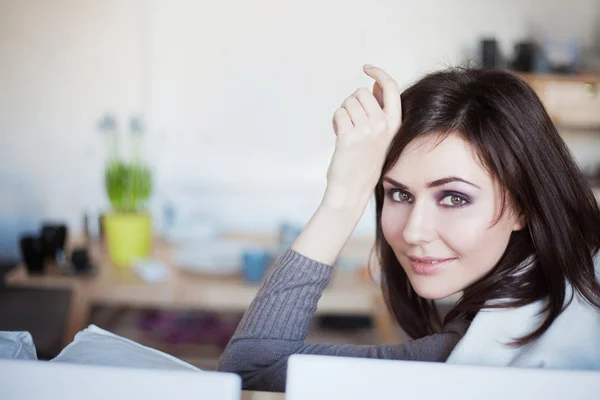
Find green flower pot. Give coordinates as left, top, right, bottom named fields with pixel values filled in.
left=103, top=212, right=152, bottom=267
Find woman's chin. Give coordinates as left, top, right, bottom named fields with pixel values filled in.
left=409, top=280, right=456, bottom=301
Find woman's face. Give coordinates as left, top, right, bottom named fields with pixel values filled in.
left=381, top=133, right=525, bottom=300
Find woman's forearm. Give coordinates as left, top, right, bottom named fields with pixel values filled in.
left=291, top=197, right=370, bottom=265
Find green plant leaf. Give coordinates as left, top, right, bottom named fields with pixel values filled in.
left=105, top=161, right=152, bottom=213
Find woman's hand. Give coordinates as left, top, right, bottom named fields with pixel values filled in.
left=324, top=65, right=402, bottom=211
left=291, top=65, right=401, bottom=265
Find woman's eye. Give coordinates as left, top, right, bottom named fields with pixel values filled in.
left=440, top=194, right=468, bottom=207
left=388, top=190, right=411, bottom=203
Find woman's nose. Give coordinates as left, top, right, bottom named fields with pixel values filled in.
left=401, top=202, right=437, bottom=245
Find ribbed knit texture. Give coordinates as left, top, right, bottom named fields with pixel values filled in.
left=218, top=248, right=470, bottom=392
left=235, top=248, right=333, bottom=340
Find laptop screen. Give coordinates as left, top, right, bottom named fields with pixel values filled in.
left=0, top=359, right=241, bottom=400
left=286, top=354, right=600, bottom=400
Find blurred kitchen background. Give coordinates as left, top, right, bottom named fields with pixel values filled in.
left=1, top=0, right=600, bottom=369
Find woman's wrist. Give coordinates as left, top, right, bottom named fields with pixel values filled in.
left=291, top=195, right=369, bottom=265
left=321, top=186, right=373, bottom=213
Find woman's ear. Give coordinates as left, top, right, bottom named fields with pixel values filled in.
left=512, top=212, right=527, bottom=231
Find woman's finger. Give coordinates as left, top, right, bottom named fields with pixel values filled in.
left=342, top=96, right=368, bottom=127
left=353, top=87, right=385, bottom=118
left=332, top=107, right=353, bottom=136
left=363, top=65, right=401, bottom=122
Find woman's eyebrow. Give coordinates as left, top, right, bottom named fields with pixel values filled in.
left=382, top=176, right=481, bottom=190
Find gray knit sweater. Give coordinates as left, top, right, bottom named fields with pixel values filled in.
left=218, top=248, right=470, bottom=392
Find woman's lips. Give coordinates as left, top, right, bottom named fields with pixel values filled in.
left=408, top=257, right=456, bottom=275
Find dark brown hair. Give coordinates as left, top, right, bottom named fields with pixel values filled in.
left=374, top=68, right=600, bottom=345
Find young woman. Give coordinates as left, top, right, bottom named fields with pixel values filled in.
left=218, top=65, right=600, bottom=392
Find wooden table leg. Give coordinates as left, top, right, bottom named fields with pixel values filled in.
left=61, top=284, right=92, bottom=347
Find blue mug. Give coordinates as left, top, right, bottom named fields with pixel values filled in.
left=242, top=249, right=272, bottom=284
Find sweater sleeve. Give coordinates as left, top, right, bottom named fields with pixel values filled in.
left=218, top=248, right=470, bottom=392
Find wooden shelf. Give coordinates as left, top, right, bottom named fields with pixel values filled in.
left=517, top=72, right=600, bottom=84
left=516, top=73, right=600, bottom=130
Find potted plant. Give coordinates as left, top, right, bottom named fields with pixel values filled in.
left=99, top=115, right=153, bottom=267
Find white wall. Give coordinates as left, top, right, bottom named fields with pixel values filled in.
left=1, top=0, right=600, bottom=247
left=0, top=0, right=143, bottom=218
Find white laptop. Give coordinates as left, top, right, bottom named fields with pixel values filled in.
left=286, top=354, right=600, bottom=400
left=0, top=359, right=241, bottom=400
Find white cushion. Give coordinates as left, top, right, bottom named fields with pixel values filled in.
left=51, top=325, right=201, bottom=371
left=0, top=331, right=38, bottom=360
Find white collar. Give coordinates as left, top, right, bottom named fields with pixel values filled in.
left=447, top=282, right=600, bottom=369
